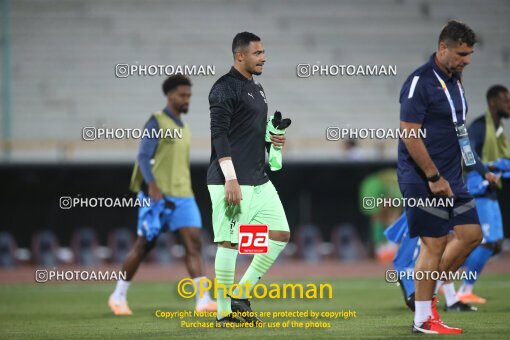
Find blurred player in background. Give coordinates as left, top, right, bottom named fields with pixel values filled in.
left=359, top=168, right=402, bottom=262
left=398, top=20, right=488, bottom=334
left=108, top=75, right=216, bottom=315
left=207, top=32, right=291, bottom=326
left=384, top=212, right=420, bottom=311
left=458, top=84, right=510, bottom=303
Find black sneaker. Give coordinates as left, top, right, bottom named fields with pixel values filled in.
left=405, top=292, right=415, bottom=312
left=397, top=279, right=415, bottom=311
left=401, top=291, right=439, bottom=313
left=215, top=314, right=244, bottom=328
left=444, top=301, right=478, bottom=312
left=230, top=297, right=262, bottom=323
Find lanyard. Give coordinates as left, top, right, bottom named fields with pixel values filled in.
left=433, top=70, right=466, bottom=125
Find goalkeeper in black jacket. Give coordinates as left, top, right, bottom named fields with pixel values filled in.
left=207, top=31, right=292, bottom=327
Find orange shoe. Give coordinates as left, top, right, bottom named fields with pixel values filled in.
left=108, top=294, right=133, bottom=315
left=413, top=316, right=463, bottom=334
left=196, top=301, right=217, bottom=312
left=458, top=292, right=487, bottom=304
left=375, top=243, right=398, bottom=263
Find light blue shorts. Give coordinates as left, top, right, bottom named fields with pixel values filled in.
left=136, top=192, right=202, bottom=240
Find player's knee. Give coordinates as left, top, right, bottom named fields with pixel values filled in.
left=136, top=238, right=156, bottom=257
left=469, top=229, right=483, bottom=248
left=464, top=233, right=482, bottom=251
left=421, top=237, right=447, bottom=257
left=279, top=231, right=291, bottom=243
left=455, top=226, right=482, bottom=248
left=269, top=230, right=290, bottom=243
left=423, top=246, right=444, bottom=258
left=217, top=241, right=237, bottom=250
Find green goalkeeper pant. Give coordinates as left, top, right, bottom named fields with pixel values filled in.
left=208, top=180, right=290, bottom=243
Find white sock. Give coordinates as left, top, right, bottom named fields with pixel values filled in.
left=414, top=300, right=432, bottom=326
left=442, top=282, right=459, bottom=306
left=434, top=280, right=444, bottom=295
left=458, top=283, right=473, bottom=294
left=194, top=276, right=212, bottom=306
left=112, top=279, right=130, bottom=301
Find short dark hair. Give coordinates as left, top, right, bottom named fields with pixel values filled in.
left=232, top=31, right=261, bottom=56
left=162, top=75, right=192, bottom=95
left=486, top=85, right=508, bottom=103
left=438, top=20, right=476, bottom=47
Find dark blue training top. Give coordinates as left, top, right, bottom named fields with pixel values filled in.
left=397, top=53, right=485, bottom=186
left=137, top=107, right=184, bottom=183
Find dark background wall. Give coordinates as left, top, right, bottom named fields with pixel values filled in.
left=2, top=162, right=509, bottom=248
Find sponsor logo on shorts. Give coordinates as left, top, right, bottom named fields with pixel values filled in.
left=239, top=224, right=269, bottom=254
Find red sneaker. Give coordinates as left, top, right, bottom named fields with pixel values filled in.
left=413, top=316, right=463, bottom=334
left=431, top=296, right=440, bottom=321
left=430, top=296, right=462, bottom=332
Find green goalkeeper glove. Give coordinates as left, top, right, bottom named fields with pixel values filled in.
left=265, top=111, right=292, bottom=171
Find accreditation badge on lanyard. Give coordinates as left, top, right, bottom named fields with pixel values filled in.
left=433, top=70, right=476, bottom=166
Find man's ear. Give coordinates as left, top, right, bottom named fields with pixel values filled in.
left=234, top=50, right=244, bottom=63
left=438, top=41, right=449, bottom=56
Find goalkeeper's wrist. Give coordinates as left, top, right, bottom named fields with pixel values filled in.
left=219, top=159, right=237, bottom=181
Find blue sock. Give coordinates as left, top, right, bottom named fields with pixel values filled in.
left=462, top=245, right=493, bottom=285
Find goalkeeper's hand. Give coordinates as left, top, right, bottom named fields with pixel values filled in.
left=266, top=111, right=292, bottom=143
left=265, top=111, right=291, bottom=171
left=270, top=134, right=286, bottom=149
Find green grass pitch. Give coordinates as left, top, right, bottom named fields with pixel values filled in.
left=1, top=275, right=509, bottom=339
